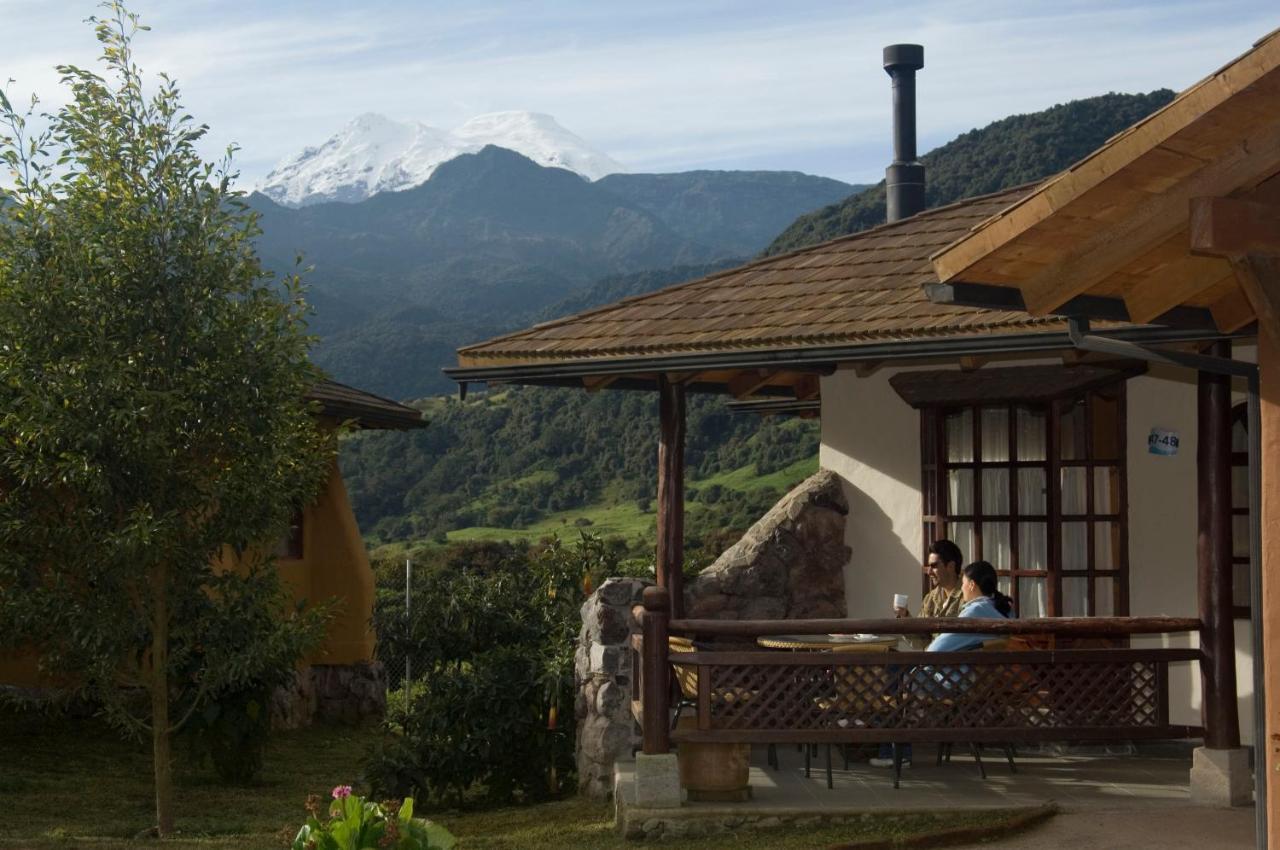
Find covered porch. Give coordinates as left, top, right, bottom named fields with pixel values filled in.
left=447, top=27, right=1280, bottom=845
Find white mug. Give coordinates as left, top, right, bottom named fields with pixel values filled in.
left=893, top=593, right=909, bottom=610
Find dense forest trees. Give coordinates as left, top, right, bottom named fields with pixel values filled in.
left=341, top=388, right=818, bottom=547
left=766, top=90, right=1175, bottom=255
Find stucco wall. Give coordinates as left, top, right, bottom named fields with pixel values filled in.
left=0, top=458, right=376, bottom=687
left=819, top=357, right=1256, bottom=745
left=278, top=459, right=377, bottom=666
left=819, top=365, right=924, bottom=620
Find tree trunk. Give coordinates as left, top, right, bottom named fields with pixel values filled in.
left=150, top=561, right=175, bottom=837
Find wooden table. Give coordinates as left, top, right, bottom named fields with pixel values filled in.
left=755, top=634, right=899, bottom=651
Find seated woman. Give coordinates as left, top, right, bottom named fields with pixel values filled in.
left=926, top=560, right=1014, bottom=652
left=909, top=561, right=1013, bottom=696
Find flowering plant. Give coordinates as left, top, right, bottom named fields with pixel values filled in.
left=291, top=786, right=454, bottom=850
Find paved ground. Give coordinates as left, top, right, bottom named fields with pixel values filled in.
left=684, top=743, right=1201, bottom=812
left=617, top=745, right=1258, bottom=846
left=964, top=807, right=1257, bottom=849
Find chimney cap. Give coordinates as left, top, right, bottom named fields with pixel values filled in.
left=883, top=44, right=924, bottom=73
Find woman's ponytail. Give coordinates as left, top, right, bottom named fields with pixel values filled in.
left=962, top=560, right=1014, bottom=618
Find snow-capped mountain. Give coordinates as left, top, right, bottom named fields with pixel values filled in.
left=257, top=111, right=627, bottom=206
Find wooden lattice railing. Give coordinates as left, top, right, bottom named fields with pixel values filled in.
left=631, top=587, right=1203, bottom=754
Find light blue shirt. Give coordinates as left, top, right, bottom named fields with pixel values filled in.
left=925, top=596, right=1010, bottom=653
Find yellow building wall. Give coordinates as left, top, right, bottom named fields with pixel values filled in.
left=0, top=459, right=375, bottom=686
left=285, top=459, right=377, bottom=666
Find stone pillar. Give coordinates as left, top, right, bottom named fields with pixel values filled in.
left=575, top=577, right=650, bottom=799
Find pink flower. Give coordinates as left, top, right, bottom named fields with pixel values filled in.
left=332, top=785, right=353, bottom=800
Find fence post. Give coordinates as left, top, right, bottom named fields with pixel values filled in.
left=404, top=558, right=412, bottom=687
left=641, top=585, right=671, bottom=755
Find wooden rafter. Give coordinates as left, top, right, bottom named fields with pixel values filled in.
left=791, top=373, right=821, bottom=401
left=1121, top=254, right=1233, bottom=325
left=583, top=374, right=620, bottom=393
left=1016, top=124, right=1280, bottom=316
left=1231, top=255, right=1280, bottom=345
left=727, top=369, right=777, bottom=399
left=1209, top=284, right=1258, bottom=333
left=1191, top=196, right=1280, bottom=257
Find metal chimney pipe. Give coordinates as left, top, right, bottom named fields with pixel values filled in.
left=883, top=43, right=925, bottom=222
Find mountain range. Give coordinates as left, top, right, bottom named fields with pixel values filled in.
left=247, top=150, right=857, bottom=397
left=258, top=111, right=628, bottom=206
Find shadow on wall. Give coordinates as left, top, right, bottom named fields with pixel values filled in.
left=840, top=479, right=925, bottom=618
left=819, top=368, right=930, bottom=618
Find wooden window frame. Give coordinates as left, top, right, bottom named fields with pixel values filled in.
left=276, top=509, right=305, bottom=561
left=920, top=383, right=1130, bottom=618
left=1230, top=402, right=1250, bottom=619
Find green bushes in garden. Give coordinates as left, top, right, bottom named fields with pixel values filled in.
left=367, top=536, right=624, bottom=806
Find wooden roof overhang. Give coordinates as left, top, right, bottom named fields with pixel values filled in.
left=928, top=29, right=1280, bottom=334
left=447, top=185, right=1239, bottom=407
left=307, top=379, right=426, bottom=430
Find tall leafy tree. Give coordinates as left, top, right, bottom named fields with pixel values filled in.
left=0, top=4, right=332, bottom=836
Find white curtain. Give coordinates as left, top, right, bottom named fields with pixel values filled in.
left=945, top=410, right=975, bottom=558
left=1015, top=407, right=1048, bottom=617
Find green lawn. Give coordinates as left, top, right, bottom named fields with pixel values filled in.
left=0, top=711, right=1040, bottom=849
left=441, top=457, right=820, bottom=547
left=366, top=455, right=821, bottom=561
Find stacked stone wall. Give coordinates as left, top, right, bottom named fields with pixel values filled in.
left=575, top=578, right=650, bottom=799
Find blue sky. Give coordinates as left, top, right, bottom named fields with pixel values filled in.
left=4, top=1, right=1277, bottom=187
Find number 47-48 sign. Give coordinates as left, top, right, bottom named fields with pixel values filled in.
left=1148, top=427, right=1180, bottom=456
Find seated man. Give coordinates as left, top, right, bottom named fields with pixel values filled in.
left=870, top=539, right=965, bottom=768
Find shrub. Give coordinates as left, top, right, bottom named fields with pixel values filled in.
left=367, top=536, right=604, bottom=806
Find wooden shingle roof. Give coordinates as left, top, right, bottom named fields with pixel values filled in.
left=456, top=184, right=1065, bottom=368
left=307, top=379, right=425, bottom=430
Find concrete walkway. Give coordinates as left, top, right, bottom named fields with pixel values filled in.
left=615, top=743, right=1258, bottom=843
left=963, top=807, right=1256, bottom=849
left=694, top=743, right=1201, bottom=812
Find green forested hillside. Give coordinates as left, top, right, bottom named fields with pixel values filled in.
left=340, top=387, right=819, bottom=559
left=766, top=90, right=1175, bottom=255
left=596, top=171, right=863, bottom=258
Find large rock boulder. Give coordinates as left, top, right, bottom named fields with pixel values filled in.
left=685, top=469, right=849, bottom=620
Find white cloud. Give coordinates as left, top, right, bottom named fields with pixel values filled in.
left=4, top=0, right=1277, bottom=185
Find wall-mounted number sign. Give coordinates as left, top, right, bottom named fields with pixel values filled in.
left=1148, top=428, right=1180, bottom=456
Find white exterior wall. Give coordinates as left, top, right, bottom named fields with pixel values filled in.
left=818, top=357, right=1256, bottom=745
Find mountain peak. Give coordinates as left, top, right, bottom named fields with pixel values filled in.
left=258, top=111, right=627, bottom=206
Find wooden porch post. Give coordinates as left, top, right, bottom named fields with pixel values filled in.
left=656, top=375, right=686, bottom=619
left=1198, top=341, right=1240, bottom=748
left=640, top=586, right=671, bottom=755
left=1260, top=328, right=1280, bottom=839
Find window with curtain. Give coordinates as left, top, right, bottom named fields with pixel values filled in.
left=921, top=383, right=1128, bottom=618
